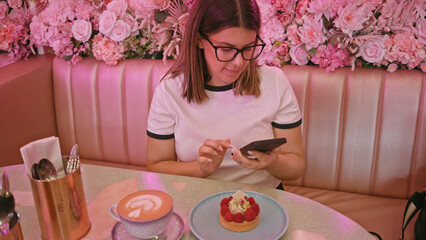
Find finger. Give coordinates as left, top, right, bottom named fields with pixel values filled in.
left=199, top=145, right=219, bottom=156
left=203, top=139, right=232, bottom=153
left=198, top=156, right=213, bottom=164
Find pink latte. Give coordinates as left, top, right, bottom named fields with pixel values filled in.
left=118, top=190, right=173, bottom=221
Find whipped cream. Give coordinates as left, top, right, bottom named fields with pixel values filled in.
left=228, top=191, right=250, bottom=214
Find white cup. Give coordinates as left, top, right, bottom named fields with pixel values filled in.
left=109, top=190, right=173, bottom=239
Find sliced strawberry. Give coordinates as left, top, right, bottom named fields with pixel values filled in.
left=251, top=203, right=260, bottom=215
left=234, top=213, right=244, bottom=223
left=220, top=198, right=230, bottom=206
left=224, top=212, right=234, bottom=221
left=221, top=205, right=229, bottom=216
left=244, top=208, right=256, bottom=221
left=247, top=197, right=255, bottom=205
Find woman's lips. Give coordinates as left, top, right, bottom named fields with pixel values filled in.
left=225, top=68, right=241, bottom=75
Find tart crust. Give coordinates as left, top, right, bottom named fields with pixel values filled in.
left=219, top=211, right=259, bottom=232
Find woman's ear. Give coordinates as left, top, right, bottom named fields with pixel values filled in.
left=196, top=33, right=204, bottom=49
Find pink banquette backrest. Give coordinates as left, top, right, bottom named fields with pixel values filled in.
left=53, top=57, right=173, bottom=168
left=52, top=57, right=425, bottom=199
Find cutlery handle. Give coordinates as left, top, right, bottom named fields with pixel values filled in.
left=0, top=172, right=9, bottom=194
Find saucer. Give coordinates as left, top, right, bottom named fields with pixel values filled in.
left=111, top=212, right=184, bottom=240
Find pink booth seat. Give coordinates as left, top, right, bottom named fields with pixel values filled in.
left=0, top=54, right=57, bottom=167
left=0, top=54, right=14, bottom=68
left=0, top=55, right=424, bottom=240
left=282, top=65, right=425, bottom=240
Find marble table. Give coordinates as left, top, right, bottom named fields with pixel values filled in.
left=0, top=164, right=374, bottom=240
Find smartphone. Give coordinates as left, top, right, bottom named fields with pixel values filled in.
left=240, top=138, right=287, bottom=159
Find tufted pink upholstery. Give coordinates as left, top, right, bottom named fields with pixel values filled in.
left=282, top=65, right=425, bottom=239
left=282, top=65, right=425, bottom=199
left=52, top=57, right=173, bottom=169
left=0, top=55, right=424, bottom=239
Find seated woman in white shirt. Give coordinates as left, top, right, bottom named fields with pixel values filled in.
left=146, top=0, right=305, bottom=189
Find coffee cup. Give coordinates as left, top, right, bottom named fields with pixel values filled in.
left=109, top=190, right=173, bottom=239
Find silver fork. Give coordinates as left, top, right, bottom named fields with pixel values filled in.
left=66, top=144, right=80, bottom=174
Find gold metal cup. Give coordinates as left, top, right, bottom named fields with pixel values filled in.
left=0, top=213, right=23, bottom=240
left=28, top=167, right=90, bottom=240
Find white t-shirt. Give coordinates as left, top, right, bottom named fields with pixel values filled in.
left=147, top=65, right=302, bottom=188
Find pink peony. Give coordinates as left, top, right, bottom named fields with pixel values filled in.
left=334, top=3, right=370, bottom=37
left=307, top=0, right=333, bottom=20
left=92, top=33, right=125, bottom=65
left=0, top=1, right=8, bottom=19
left=99, top=10, right=117, bottom=35
left=107, top=0, right=128, bottom=18
left=297, top=16, right=326, bottom=50
left=289, top=44, right=309, bottom=65
left=72, top=19, right=92, bottom=42
left=360, top=39, right=385, bottom=64
left=311, top=43, right=351, bottom=72
left=109, top=20, right=131, bottom=41
left=286, top=23, right=302, bottom=46
left=6, top=0, right=21, bottom=9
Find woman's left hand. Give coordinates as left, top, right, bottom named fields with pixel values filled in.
left=230, top=145, right=280, bottom=170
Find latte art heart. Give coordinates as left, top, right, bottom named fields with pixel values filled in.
left=118, top=190, right=173, bottom=221
left=126, top=195, right=163, bottom=218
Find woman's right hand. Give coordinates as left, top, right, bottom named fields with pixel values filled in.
left=197, top=138, right=231, bottom=177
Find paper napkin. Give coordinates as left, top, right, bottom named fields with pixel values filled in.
left=20, top=136, right=65, bottom=178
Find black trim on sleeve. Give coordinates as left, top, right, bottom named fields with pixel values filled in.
left=146, top=130, right=175, bottom=139
left=272, top=118, right=302, bottom=129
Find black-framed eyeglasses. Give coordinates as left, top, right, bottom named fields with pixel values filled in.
left=202, top=35, right=266, bottom=62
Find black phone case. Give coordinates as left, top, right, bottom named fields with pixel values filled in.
left=240, top=138, right=287, bottom=157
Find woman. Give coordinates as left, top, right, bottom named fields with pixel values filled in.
left=146, top=0, right=305, bottom=189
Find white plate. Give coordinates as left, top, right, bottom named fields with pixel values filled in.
left=189, top=190, right=288, bottom=240
left=111, top=212, right=184, bottom=240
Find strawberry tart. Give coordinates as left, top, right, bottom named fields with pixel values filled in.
left=219, top=191, right=260, bottom=232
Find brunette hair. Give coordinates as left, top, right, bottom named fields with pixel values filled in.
left=163, top=0, right=262, bottom=103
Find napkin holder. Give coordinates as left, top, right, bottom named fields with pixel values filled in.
left=0, top=214, right=23, bottom=240
left=28, top=165, right=90, bottom=240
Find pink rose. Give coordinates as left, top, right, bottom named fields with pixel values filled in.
left=297, top=16, right=326, bottom=50
left=360, top=39, right=385, bottom=64
left=72, top=19, right=92, bottom=42
left=9, top=8, right=24, bottom=22
left=289, top=44, right=309, bottom=66
left=107, top=0, right=127, bottom=17
left=121, top=13, right=138, bottom=35
left=417, top=20, right=426, bottom=44
left=0, top=1, right=8, bottom=19
left=6, top=0, right=21, bottom=9
left=109, top=20, right=131, bottom=41
left=99, top=10, right=117, bottom=35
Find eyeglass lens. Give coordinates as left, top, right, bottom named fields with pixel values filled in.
left=216, top=45, right=264, bottom=61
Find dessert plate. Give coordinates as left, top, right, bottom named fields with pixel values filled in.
left=111, top=212, right=184, bottom=240
left=189, top=190, right=288, bottom=240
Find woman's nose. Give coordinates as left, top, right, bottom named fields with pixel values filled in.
left=231, top=52, right=245, bottom=66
